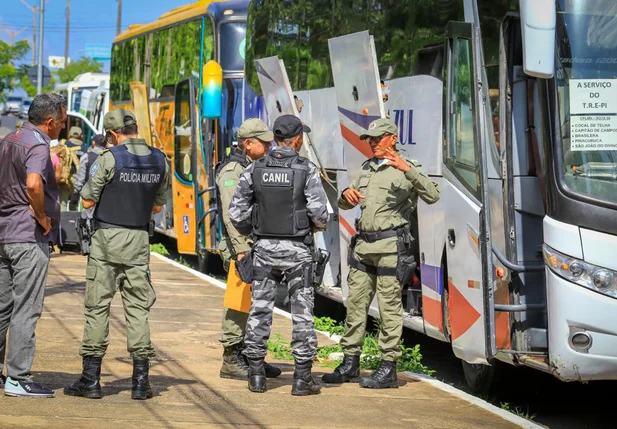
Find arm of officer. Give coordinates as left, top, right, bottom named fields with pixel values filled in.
left=152, top=161, right=171, bottom=214
left=218, top=163, right=252, bottom=254
left=73, top=152, right=89, bottom=195
left=337, top=173, right=361, bottom=210
left=81, top=151, right=114, bottom=209
left=306, top=163, right=329, bottom=231
left=404, top=160, right=441, bottom=204
left=228, top=165, right=254, bottom=235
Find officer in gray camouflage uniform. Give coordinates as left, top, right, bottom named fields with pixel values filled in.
left=229, top=114, right=329, bottom=396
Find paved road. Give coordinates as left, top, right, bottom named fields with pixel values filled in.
left=0, top=114, right=18, bottom=138
left=0, top=253, right=529, bottom=429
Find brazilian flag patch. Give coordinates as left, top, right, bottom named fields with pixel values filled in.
left=223, top=179, right=236, bottom=187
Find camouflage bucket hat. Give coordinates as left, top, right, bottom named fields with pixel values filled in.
left=104, top=108, right=137, bottom=132
left=237, top=118, right=274, bottom=141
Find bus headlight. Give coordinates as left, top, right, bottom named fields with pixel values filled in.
left=543, top=245, right=617, bottom=299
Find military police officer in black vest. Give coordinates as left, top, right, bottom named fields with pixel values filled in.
left=65, top=109, right=170, bottom=400
left=229, top=115, right=329, bottom=396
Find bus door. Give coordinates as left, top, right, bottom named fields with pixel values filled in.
left=442, top=21, right=495, bottom=365
left=328, top=30, right=385, bottom=299
left=172, top=79, right=199, bottom=255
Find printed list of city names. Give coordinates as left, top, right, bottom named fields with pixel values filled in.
left=570, top=79, right=617, bottom=151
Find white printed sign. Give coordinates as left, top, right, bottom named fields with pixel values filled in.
left=570, top=79, right=617, bottom=151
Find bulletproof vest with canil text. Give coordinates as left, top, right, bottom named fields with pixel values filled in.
left=94, top=145, right=166, bottom=228
left=251, top=150, right=310, bottom=239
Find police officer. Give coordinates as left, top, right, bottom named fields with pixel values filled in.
left=229, top=114, right=329, bottom=396
left=64, top=109, right=169, bottom=400
left=215, top=118, right=281, bottom=380
left=70, top=134, right=107, bottom=213
left=322, top=117, right=440, bottom=388
left=67, top=125, right=85, bottom=157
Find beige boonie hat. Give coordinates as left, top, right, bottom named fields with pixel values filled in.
left=69, top=126, right=82, bottom=137
left=237, top=118, right=274, bottom=141
left=359, top=117, right=398, bottom=140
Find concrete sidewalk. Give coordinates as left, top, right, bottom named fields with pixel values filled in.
left=0, top=253, right=532, bottom=428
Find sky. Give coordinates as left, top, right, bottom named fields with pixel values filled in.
left=1, top=0, right=195, bottom=96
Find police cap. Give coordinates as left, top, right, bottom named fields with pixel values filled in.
left=273, top=114, right=311, bottom=139
left=237, top=118, right=274, bottom=141
left=69, top=126, right=82, bottom=138
left=359, top=117, right=398, bottom=140
left=104, top=108, right=137, bottom=132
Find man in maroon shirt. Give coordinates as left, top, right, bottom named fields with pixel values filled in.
left=0, top=93, right=66, bottom=397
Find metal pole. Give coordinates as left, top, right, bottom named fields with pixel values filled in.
left=116, top=0, right=122, bottom=35
left=36, top=0, right=44, bottom=94
left=32, top=9, right=37, bottom=66
left=64, top=0, right=70, bottom=65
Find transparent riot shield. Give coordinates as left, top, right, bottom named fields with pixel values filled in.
left=328, top=31, right=384, bottom=294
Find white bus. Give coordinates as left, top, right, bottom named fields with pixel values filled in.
left=55, top=72, right=109, bottom=127
left=241, top=0, right=617, bottom=392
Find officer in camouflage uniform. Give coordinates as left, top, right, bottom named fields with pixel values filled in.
left=322, top=118, right=440, bottom=389
left=65, top=109, right=170, bottom=400
left=70, top=134, right=107, bottom=214
left=229, top=115, right=329, bottom=396
left=215, top=118, right=281, bottom=380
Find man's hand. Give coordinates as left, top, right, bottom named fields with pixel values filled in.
left=342, top=188, right=365, bottom=206
left=37, top=215, right=52, bottom=236
left=237, top=253, right=246, bottom=261
left=384, top=148, right=411, bottom=173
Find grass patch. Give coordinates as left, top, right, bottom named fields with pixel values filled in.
left=266, top=317, right=435, bottom=376
left=150, top=243, right=170, bottom=257
left=500, top=402, right=537, bottom=421
left=177, top=256, right=193, bottom=268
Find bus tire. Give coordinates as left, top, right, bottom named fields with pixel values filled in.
left=198, top=252, right=211, bottom=273
left=461, top=359, right=498, bottom=395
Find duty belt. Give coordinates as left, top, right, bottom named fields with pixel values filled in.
left=348, top=255, right=397, bottom=277
left=93, top=219, right=149, bottom=231
left=357, top=225, right=409, bottom=243
left=255, top=235, right=313, bottom=245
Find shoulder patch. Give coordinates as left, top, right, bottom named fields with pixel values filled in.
left=223, top=179, right=236, bottom=188
left=90, top=162, right=99, bottom=177
left=406, top=158, right=422, bottom=167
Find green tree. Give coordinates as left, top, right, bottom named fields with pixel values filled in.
left=55, top=57, right=103, bottom=83
left=0, top=39, right=30, bottom=101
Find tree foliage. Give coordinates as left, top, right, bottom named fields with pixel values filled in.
left=0, top=40, right=30, bottom=101
left=55, top=57, right=103, bottom=83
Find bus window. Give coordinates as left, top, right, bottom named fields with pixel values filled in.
left=219, top=22, right=246, bottom=72
left=174, top=81, right=193, bottom=182
left=447, top=37, right=479, bottom=196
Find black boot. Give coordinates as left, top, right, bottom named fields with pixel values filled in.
left=321, top=355, right=360, bottom=384
left=359, top=360, right=398, bottom=389
left=264, top=361, right=282, bottom=378
left=247, top=358, right=267, bottom=393
left=64, top=356, right=103, bottom=399
left=132, top=359, right=153, bottom=400
left=291, top=360, right=321, bottom=396
left=220, top=345, right=250, bottom=380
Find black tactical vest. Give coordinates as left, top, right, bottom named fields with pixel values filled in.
left=94, top=145, right=166, bottom=228
left=251, top=150, right=310, bottom=239
left=215, top=147, right=249, bottom=236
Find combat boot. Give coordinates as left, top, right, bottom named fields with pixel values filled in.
left=64, top=356, right=103, bottom=399
left=359, top=360, right=398, bottom=389
left=321, top=355, right=360, bottom=384
left=291, top=360, right=321, bottom=396
left=132, top=359, right=153, bottom=400
left=220, top=345, right=250, bottom=380
left=264, top=361, right=282, bottom=378
left=247, top=358, right=267, bottom=393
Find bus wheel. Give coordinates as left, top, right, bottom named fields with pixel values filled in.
left=461, top=359, right=498, bottom=395
left=198, top=252, right=210, bottom=273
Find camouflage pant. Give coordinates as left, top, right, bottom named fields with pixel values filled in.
left=243, top=239, right=317, bottom=363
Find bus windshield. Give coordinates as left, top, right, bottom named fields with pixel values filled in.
left=219, top=22, right=246, bottom=72
left=556, top=0, right=617, bottom=205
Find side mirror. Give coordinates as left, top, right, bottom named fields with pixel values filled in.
left=202, top=60, right=223, bottom=119
left=520, top=0, right=556, bottom=79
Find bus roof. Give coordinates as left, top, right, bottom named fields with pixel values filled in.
left=113, top=0, right=215, bottom=43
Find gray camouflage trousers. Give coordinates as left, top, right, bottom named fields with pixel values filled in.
left=242, top=239, right=317, bottom=363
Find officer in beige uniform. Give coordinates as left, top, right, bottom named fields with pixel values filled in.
left=323, top=118, right=440, bottom=389
left=215, top=118, right=280, bottom=380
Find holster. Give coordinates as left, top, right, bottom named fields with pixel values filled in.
left=312, top=248, right=330, bottom=287
left=235, top=252, right=254, bottom=284
left=395, top=228, right=416, bottom=286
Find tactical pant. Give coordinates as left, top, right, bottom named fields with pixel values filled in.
left=243, top=240, right=317, bottom=363
left=0, top=242, right=50, bottom=381
left=220, top=308, right=249, bottom=348
left=340, top=250, right=403, bottom=361
left=79, top=257, right=156, bottom=359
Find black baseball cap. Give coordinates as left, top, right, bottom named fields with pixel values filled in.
left=92, top=134, right=106, bottom=146
left=273, top=114, right=311, bottom=139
